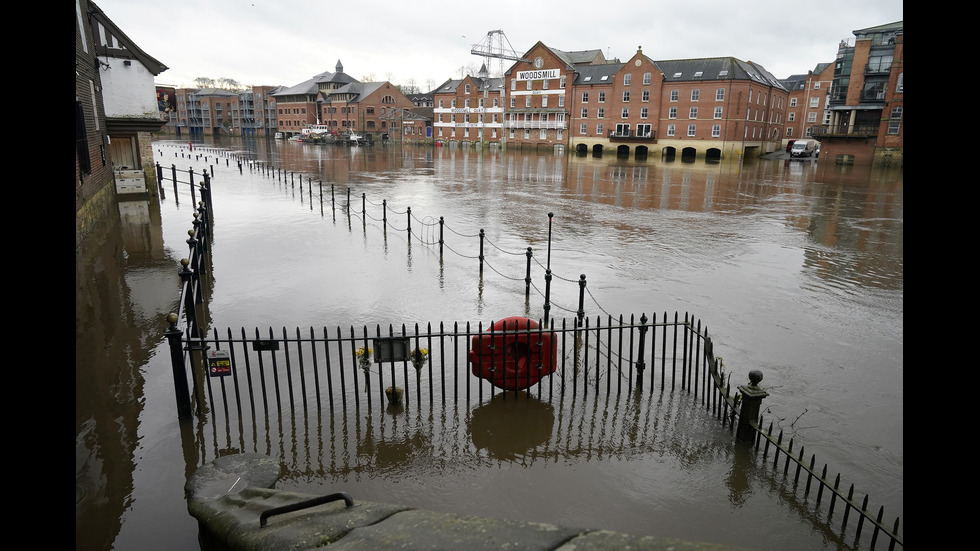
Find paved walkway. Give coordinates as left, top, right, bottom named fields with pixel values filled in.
left=186, top=453, right=751, bottom=551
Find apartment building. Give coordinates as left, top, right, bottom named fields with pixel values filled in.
left=782, top=62, right=834, bottom=142
left=499, top=42, right=787, bottom=160
left=816, top=21, right=903, bottom=165
left=432, top=65, right=506, bottom=145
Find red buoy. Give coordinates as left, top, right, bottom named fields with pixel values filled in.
left=469, top=317, right=557, bottom=390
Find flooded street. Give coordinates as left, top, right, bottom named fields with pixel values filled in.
left=76, top=138, right=902, bottom=550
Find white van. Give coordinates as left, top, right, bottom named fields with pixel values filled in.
left=791, top=139, right=817, bottom=158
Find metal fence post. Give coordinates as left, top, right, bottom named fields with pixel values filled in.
left=525, top=247, right=533, bottom=297
left=736, top=370, right=768, bottom=443
left=636, top=313, right=648, bottom=390
left=165, top=313, right=192, bottom=419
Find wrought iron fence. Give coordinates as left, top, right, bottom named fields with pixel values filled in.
left=158, top=149, right=902, bottom=550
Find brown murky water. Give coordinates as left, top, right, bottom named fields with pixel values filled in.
left=76, top=137, right=902, bottom=550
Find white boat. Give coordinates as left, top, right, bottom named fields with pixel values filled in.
left=274, top=132, right=284, bottom=140
left=348, top=132, right=365, bottom=145
left=303, top=125, right=333, bottom=137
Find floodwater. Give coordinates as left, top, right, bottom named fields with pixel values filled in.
left=76, top=137, right=902, bottom=551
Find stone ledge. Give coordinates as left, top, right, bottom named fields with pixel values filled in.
left=186, top=453, right=751, bottom=551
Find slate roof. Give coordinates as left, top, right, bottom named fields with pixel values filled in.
left=573, top=62, right=625, bottom=86
left=656, top=57, right=786, bottom=90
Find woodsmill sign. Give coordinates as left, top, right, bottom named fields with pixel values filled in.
left=516, top=69, right=560, bottom=81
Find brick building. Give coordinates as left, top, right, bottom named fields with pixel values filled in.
left=76, top=0, right=167, bottom=243
left=432, top=64, right=506, bottom=146
left=781, top=62, right=834, bottom=143
left=815, top=21, right=903, bottom=165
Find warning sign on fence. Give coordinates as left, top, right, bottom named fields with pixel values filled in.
left=207, top=350, right=232, bottom=377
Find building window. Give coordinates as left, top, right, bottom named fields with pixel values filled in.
left=560, top=76, right=566, bottom=88
left=896, top=73, right=903, bottom=93
left=887, top=121, right=900, bottom=134
left=643, top=72, right=651, bottom=85
left=667, top=124, right=675, bottom=136
left=582, top=92, right=589, bottom=103
left=810, top=97, right=819, bottom=108
left=596, top=123, right=603, bottom=135
left=622, top=108, right=629, bottom=118
left=712, top=124, right=721, bottom=137
left=689, top=107, right=698, bottom=119
left=559, top=96, right=565, bottom=107
left=597, top=107, right=604, bottom=118
left=688, top=124, right=696, bottom=136
left=581, top=108, right=588, bottom=118
left=543, top=79, right=548, bottom=89
left=524, top=129, right=530, bottom=139
left=669, top=107, right=677, bottom=119
left=624, top=73, right=631, bottom=85
left=542, top=96, right=548, bottom=107
left=511, top=80, right=516, bottom=91
left=808, top=112, right=817, bottom=123
left=637, top=123, right=652, bottom=137
left=670, top=89, right=678, bottom=101
left=526, top=80, right=532, bottom=90
left=623, top=91, right=630, bottom=102
left=790, top=98, right=797, bottom=107
left=598, top=91, right=605, bottom=102
left=788, top=113, right=795, bottom=121
left=786, top=127, right=793, bottom=136
left=465, top=84, right=471, bottom=94
left=691, top=89, right=700, bottom=101
left=716, top=88, right=725, bottom=101
left=526, top=97, right=531, bottom=107
left=540, top=128, right=547, bottom=139
left=616, top=123, right=629, bottom=136
left=640, top=107, right=648, bottom=119
left=580, top=123, right=587, bottom=134
left=714, top=106, right=722, bottom=119
left=510, top=97, right=516, bottom=108
left=642, top=90, right=649, bottom=102
left=891, top=106, right=903, bottom=118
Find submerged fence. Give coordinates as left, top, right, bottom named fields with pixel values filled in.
left=159, top=153, right=901, bottom=550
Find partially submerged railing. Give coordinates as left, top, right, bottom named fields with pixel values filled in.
left=159, top=145, right=902, bottom=550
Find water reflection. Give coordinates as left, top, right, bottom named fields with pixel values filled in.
left=77, top=138, right=902, bottom=551
left=468, top=393, right=555, bottom=461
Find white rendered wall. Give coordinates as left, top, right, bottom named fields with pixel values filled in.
left=100, top=56, right=159, bottom=119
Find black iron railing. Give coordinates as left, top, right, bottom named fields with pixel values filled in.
left=158, top=144, right=902, bottom=550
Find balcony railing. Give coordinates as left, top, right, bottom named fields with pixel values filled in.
left=810, top=124, right=879, bottom=138
left=503, top=120, right=568, bottom=130
left=608, top=129, right=656, bottom=141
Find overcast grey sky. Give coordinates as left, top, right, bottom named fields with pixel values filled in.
left=94, top=0, right=903, bottom=90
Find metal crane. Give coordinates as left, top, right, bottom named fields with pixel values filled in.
left=470, top=30, right=527, bottom=77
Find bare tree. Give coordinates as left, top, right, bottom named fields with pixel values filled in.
left=194, top=77, right=216, bottom=89
left=218, top=78, right=242, bottom=92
